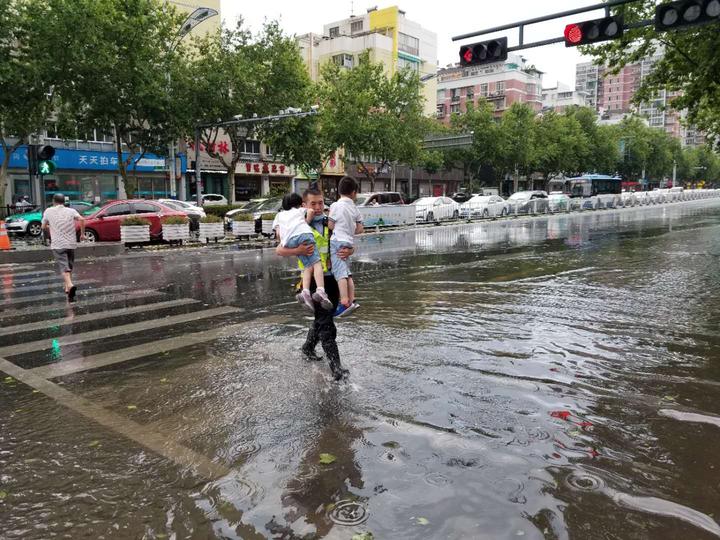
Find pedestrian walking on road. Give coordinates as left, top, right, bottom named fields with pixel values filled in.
left=275, top=189, right=353, bottom=381
left=42, top=193, right=85, bottom=302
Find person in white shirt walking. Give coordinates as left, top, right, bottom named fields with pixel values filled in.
left=328, top=176, right=363, bottom=317
left=41, top=194, right=85, bottom=302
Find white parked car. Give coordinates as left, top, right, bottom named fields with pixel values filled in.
left=648, top=190, right=665, bottom=204
left=459, top=195, right=509, bottom=219
left=620, top=192, right=637, bottom=207
left=189, top=194, right=228, bottom=207
left=633, top=191, right=650, bottom=205
left=547, top=193, right=571, bottom=212
left=158, top=199, right=206, bottom=219
left=413, top=196, right=460, bottom=223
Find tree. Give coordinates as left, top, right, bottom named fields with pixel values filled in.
left=185, top=21, right=316, bottom=197
left=498, top=103, right=536, bottom=190
left=532, top=111, right=590, bottom=179
left=0, top=0, right=69, bottom=205
left=584, top=1, right=720, bottom=144
left=318, top=51, right=427, bottom=192
left=563, top=106, right=620, bottom=174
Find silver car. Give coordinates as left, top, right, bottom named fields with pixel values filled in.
left=507, top=191, right=550, bottom=215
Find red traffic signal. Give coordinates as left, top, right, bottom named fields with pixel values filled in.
left=655, top=0, right=720, bottom=31
left=564, top=15, right=623, bottom=47
left=459, top=37, right=508, bottom=67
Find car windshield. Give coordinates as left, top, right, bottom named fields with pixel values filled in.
left=412, top=198, right=434, bottom=205
left=548, top=195, right=564, bottom=200
left=470, top=196, right=491, bottom=203
left=355, top=195, right=369, bottom=205
left=257, top=198, right=282, bottom=211
left=160, top=201, right=184, bottom=211
left=82, top=206, right=102, bottom=216
left=509, top=193, right=530, bottom=201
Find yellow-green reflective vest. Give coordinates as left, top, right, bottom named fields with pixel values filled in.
left=297, top=224, right=330, bottom=273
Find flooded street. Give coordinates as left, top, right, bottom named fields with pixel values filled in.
left=2, top=200, right=720, bottom=539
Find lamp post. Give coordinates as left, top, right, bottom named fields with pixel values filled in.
left=168, top=7, right=218, bottom=201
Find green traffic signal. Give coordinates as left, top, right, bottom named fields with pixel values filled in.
left=38, top=160, right=56, bottom=175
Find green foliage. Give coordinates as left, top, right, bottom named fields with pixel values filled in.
left=162, top=215, right=189, bottom=225
left=260, top=212, right=277, bottom=220
left=203, top=204, right=249, bottom=217
left=499, top=103, right=536, bottom=176
left=199, top=214, right=223, bottom=224
left=318, top=51, right=427, bottom=191
left=122, top=216, right=151, bottom=226
left=232, top=212, right=255, bottom=221
left=583, top=0, right=720, bottom=143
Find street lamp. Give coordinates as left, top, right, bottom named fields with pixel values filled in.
left=167, top=7, right=218, bottom=201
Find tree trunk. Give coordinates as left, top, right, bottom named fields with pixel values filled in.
left=226, top=166, right=235, bottom=203
left=114, top=126, right=128, bottom=199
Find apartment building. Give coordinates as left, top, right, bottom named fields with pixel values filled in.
left=436, top=53, right=543, bottom=123
left=541, top=82, right=588, bottom=113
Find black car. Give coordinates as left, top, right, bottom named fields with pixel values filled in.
left=451, top=192, right=472, bottom=203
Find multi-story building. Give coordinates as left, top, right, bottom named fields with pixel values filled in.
left=541, top=82, right=588, bottom=113
left=435, top=53, right=543, bottom=123
left=575, top=51, right=702, bottom=147
left=297, top=6, right=460, bottom=198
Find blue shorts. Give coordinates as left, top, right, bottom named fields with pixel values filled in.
left=330, top=239, right=353, bottom=281
left=286, top=233, right=321, bottom=268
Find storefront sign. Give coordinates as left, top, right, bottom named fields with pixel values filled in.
left=239, top=162, right=294, bottom=176
left=187, top=137, right=232, bottom=171
left=0, top=146, right=183, bottom=173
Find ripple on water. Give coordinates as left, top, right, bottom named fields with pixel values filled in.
left=328, top=500, right=369, bottom=526
left=565, top=471, right=605, bottom=492
left=424, top=471, right=453, bottom=486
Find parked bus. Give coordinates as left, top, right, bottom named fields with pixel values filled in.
left=548, top=174, right=622, bottom=209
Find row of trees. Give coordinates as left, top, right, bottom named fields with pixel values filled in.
left=1, top=0, right=719, bottom=205
left=432, top=101, right=720, bottom=190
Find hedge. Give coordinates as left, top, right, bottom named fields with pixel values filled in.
left=202, top=204, right=248, bottom=217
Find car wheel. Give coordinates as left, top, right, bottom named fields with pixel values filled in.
left=83, top=229, right=98, bottom=243
left=501, top=208, right=508, bottom=217
left=482, top=209, right=489, bottom=219
left=27, top=221, right=42, bottom=237
left=453, top=210, right=459, bottom=220
left=426, top=211, right=434, bottom=223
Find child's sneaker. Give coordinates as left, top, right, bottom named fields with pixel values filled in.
left=334, top=302, right=360, bottom=318
left=312, top=289, right=334, bottom=310
left=296, top=289, right=315, bottom=312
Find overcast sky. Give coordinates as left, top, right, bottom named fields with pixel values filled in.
left=220, top=0, right=602, bottom=88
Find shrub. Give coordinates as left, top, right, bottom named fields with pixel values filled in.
left=162, top=215, right=189, bottom=225
left=122, top=216, right=151, bottom=226
left=260, top=212, right=277, bottom=220
left=200, top=214, right=223, bottom=224
left=203, top=204, right=249, bottom=217
left=232, top=212, right=255, bottom=221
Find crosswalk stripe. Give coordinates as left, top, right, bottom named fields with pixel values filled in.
left=0, top=357, right=229, bottom=480
left=0, top=298, right=200, bottom=337
left=0, top=270, right=55, bottom=280
left=2, top=284, right=128, bottom=308
left=29, top=315, right=284, bottom=379
left=0, top=290, right=168, bottom=320
left=0, top=306, right=240, bottom=357
left=1, top=279, right=99, bottom=296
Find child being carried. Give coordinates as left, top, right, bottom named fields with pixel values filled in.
left=276, top=193, right=333, bottom=311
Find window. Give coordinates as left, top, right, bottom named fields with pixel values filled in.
left=397, top=57, right=419, bottom=73
left=243, top=140, right=261, bottom=154
left=350, top=20, right=363, bottom=33
left=103, top=203, right=131, bottom=217
left=45, top=123, right=58, bottom=139
left=465, top=86, right=474, bottom=99
left=495, top=81, right=505, bottom=94
left=437, top=89, right=445, bottom=102
left=450, top=103, right=460, bottom=114
left=329, top=26, right=339, bottom=38
left=132, top=202, right=160, bottom=214
left=398, top=32, right=419, bottom=56
left=451, top=88, right=461, bottom=101
left=332, top=53, right=354, bottom=68
left=436, top=104, right=445, bottom=118
left=480, top=83, right=488, bottom=97
left=526, top=83, right=536, bottom=96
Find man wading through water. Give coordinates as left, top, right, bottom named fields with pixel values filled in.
left=276, top=188, right=354, bottom=381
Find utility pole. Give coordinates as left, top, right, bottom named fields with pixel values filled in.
left=672, top=159, right=677, bottom=188
left=194, top=127, right=202, bottom=206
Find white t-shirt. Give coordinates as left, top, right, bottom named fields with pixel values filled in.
left=275, top=208, right=313, bottom=247
left=328, top=197, right=362, bottom=244
left=42, top=205, right=81, bottom=250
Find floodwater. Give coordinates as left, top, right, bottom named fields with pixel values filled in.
left=2, top=201, right=720, bottom=539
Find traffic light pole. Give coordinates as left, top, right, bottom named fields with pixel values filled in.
left=452, top=0, right=645, bottom=52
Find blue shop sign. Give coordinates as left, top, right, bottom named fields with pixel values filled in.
left=0, top=145, right=186, bottom=173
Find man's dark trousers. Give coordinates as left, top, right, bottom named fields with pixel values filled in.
left=305, top=275, right=346, bottom=378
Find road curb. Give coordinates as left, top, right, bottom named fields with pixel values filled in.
left=0, top=242, right=123, bottom=264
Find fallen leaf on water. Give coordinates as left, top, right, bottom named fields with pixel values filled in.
left=382, top=441, right=400, bottom=449
left=550, top=410, right=571, bottom=421
left=32, top=390, right=40, bottom=394
left=352, top=533, right=374, bottom=540
left=88, top=440, right=101, bottom=447
left=156, top=534, right=168, bottom=539
left=160, top=378, right=168, bottom=383
left=0, top=491, right=7, bottom=499
left=416, top=517, right=429, bottom=525
left=318, top=453, right=336, bottom=465
left=127, top=405, right=137, bottom=410
left=3, top=377, right=14, bottom=383
left=662, top=395, right=678, bottom=402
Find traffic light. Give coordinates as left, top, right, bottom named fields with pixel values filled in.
left=564, top=15, right=624, bottom=46
left=459, top=37, right=508, bottom=66
left=655, top=0, right=720, bottom=31
left=36, top=145, right=55, bottom=176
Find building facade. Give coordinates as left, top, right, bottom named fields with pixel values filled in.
left=436, top=54, right=543, bottom=123
left=541, top=82, right=588, bottom=113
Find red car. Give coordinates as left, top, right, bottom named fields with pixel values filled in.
left=78, top=199, right=188, bottom=242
